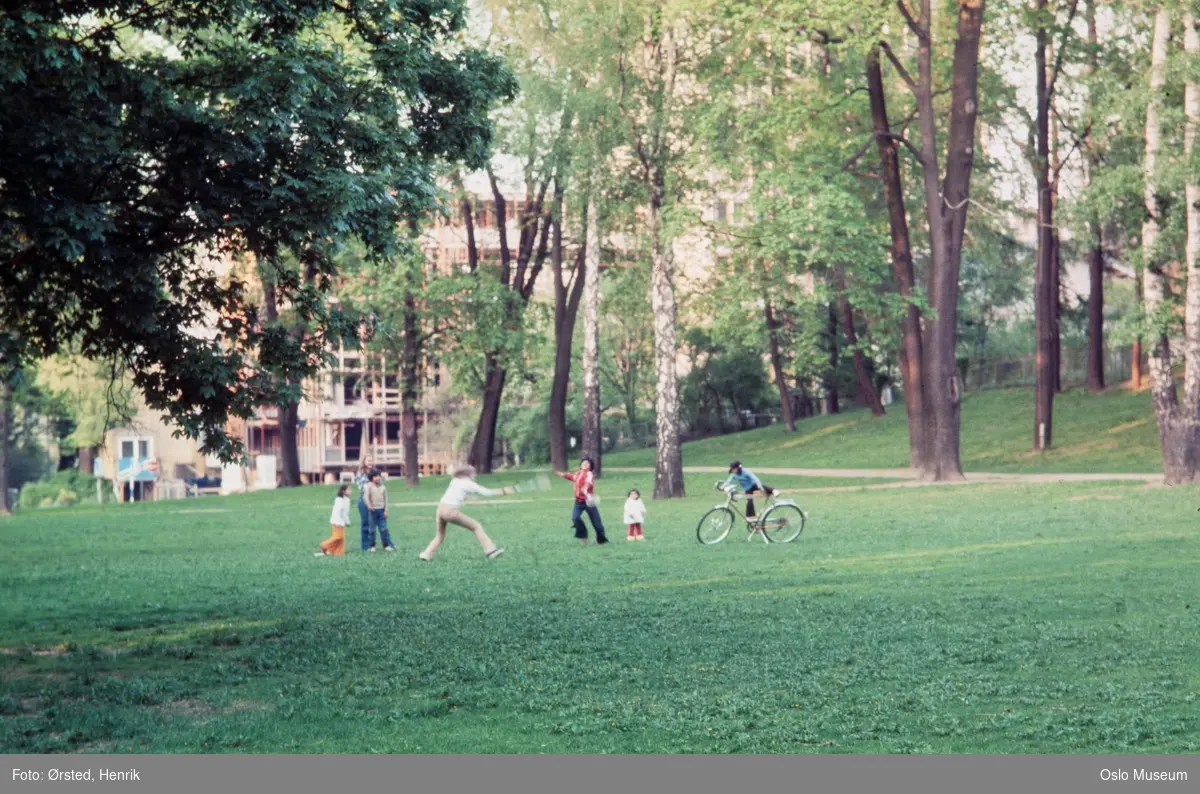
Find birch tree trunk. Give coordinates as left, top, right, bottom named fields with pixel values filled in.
left=581, top=189, right=603, bottom=475
left=650, top=166, right=683, bottom=498
left=1143, top=7, right=1199, bottom=484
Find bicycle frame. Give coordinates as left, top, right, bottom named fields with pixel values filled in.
left=712, top=484, right=800, bottom=536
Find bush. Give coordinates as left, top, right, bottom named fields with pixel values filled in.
left=20, top=469, right=111, bottom=509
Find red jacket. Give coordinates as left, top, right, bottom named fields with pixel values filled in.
left=561, top=470, right=594, bottom=503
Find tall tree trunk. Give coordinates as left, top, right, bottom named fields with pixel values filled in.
left=825, top=301, right=841, bottom=414
left=581, top=190, right=603, bottom=475
left=1143, top=7, right=1197, bottom=483
left=1048, top=34, right=1063, bottom=395
left=1034, top=0, right=1055, bottom=450
left=1084, top=0, right=1105, bottom=392
left=401, top=290, right=420, bottom=487
left=1132, top=274, right=1143, bottom=389
left=77, top=446, right=96, bottom=478
left=0, top=374, right=10, bottom=515
left=912, top=0, right=984, bottom=481
left=649, top=166, right=684, bottom=498
left=262, top=278, right=302, bottom=487
left=548, top=187, right=584, bottom=473
left=1087, top=240, right=1105, bottom=391
left=469, top=359, right=506, bottom=473
left=764, top=299, right=796, bottom=432
left=1159, top=8, right=1200, bottom=483
left=868, top=47, right=925, bottom=466
left=468, top=168, right=551, bottom=475
left=839, top=290, right=885, bottom=417
left=277, top=403, right=300, bottom=485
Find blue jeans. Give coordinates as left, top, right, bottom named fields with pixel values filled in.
left=368, top=508, right=394, bottom=550
left=572, top=502, right=607, bottom=542
left=358, top=497, right=373, bottom=550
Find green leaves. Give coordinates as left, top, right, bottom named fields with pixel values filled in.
left=0, top=0, right=513, bottom=462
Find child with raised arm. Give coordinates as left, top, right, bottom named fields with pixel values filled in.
left=418, top=463, right=509, bottom=562
left=555, top=456, right=608, bottom=545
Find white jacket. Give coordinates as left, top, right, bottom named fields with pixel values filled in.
left=623, top=497, right=647, bottom=525
left=330, top=496, right=351, bottom=527
left=440, top=477, right=496, bottom=508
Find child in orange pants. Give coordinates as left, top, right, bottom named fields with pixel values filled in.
left=318, top=485, right=351, bottom=556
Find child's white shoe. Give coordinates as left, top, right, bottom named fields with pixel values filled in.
left=636, top=536, right=646, bottom=542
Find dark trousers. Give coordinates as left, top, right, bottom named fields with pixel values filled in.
left=572, top=502, right=607, bottom=543
left=745, top=486, right=774, bottom=518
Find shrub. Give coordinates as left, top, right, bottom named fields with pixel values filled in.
left=20, top=469, right=112, bottom=509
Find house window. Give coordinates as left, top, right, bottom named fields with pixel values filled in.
left=714, top=201, right=727, bottom=223
left=343, top=375, right=359, bottom=403
left=387, top=420, right=400, bottom=442
left=119, top=438, right=152, bottom=459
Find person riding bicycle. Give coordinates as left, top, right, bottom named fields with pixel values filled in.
left=719, top=460, right=776, bottom=522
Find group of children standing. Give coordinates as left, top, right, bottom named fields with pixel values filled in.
left=317, top=455, right=650, bottom=560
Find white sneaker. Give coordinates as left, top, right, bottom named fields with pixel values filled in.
left=486, top=548, right=505, bottom=560
left=636, top=536, right=646, bottom=542
left=418, top=552, right=432, bottom=562
left=627, top=536, right=636, bottom=542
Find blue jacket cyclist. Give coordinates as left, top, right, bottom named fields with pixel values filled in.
left=721, top=460, right=776, bottom=519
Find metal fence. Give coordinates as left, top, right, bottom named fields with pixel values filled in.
left=961, top=347, right=1136, bottom=392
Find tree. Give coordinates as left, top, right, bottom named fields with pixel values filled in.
left=580, top=190, right=603, bottom=474
left=599, top=263, right=654, bottom=440
left=547, top=186, right=585, bottom=472
left=0, top=0, right=514, bottom=475
left=881, top=0, right=987, bottom=480
left=868, top=46, right=925, bottom=465
left=339, top=234, right=440, bottom=488
left=1083, top=0, right=1105, bottom=392
left=1142, top=6, right=1200, bottom=484
left=36, top=352, right=134, bottom=475
left=618, top=4, right=689, bottom=499
left=1030, top=0, right=1079, bottom=451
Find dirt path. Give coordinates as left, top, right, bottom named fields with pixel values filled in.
left=604, top=466, right=1164, bottom=492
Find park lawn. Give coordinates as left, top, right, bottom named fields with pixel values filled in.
left=1, top=472, right=1197, bottom=754
left=605, top=386, right=1163, bottom=474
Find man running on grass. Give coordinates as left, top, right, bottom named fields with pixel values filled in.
left=720, top=460, right=777, bottom=536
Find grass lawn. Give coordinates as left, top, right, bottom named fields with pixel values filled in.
left=605, top=386, right=1163, bottom=474
left=1, top=471, right=1197, bottom=754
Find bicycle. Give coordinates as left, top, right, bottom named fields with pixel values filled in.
left=696, top=482, right=806, bottom=545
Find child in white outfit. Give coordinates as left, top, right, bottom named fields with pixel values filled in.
left=624, top=489, right=647, bottom=541
left=317, top=485, right=351, bottom=556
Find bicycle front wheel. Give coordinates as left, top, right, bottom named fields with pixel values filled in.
left=696, top=507, right=736, bottom=544
left=762, top=503, right=805, bottom=543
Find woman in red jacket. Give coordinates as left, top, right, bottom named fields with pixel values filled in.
left=555, top=456, right=609, bottom=545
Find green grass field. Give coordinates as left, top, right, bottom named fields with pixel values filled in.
left=2, top=468, right=1197, bottom=754
left=606, top=387, right=1163, bottom=474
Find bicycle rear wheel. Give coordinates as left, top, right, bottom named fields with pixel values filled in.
left=696, top=507, right=735, bottom=544
left=762, top=503, right=805, bottom=543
